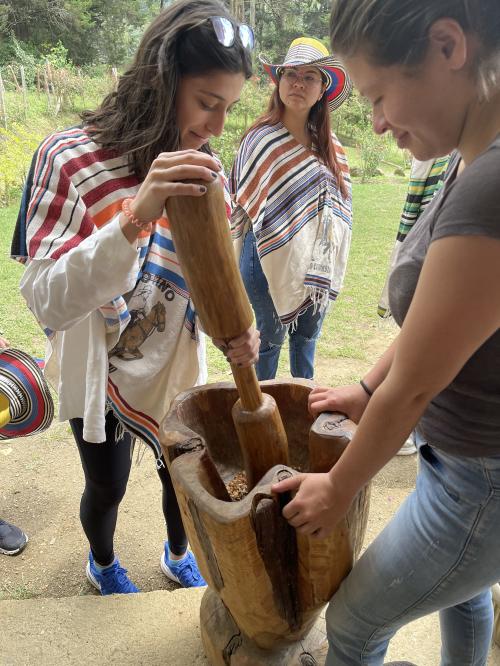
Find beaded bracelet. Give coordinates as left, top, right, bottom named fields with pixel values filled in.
left=359, top=379, right=373, bottom=397
left=121, top=198, right=153, bottom=232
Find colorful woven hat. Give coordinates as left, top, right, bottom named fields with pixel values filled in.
left=259, top=37, right=352, bottom=112
left=0, top=348, right=54, bottom=440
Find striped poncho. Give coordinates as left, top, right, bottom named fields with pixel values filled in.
left=230, top=122, right=352, bottom=325
left=378, top=155, right=450, bottom=318
left=19, top=126, right=208, bottom=456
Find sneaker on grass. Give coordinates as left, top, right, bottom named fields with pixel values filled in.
left=86, top=551, right=139, bottom=595
left=160, top=542, right=207, bottom=588
left=0, top=519, right=28, bottom=555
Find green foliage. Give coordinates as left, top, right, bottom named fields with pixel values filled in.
left=44, top=41, right=71, bottom=69
left=0, top=36, right=38, bottom=88
left=0, top=123, right=43, bottom=206
left=0, top=205, right=47, bottom=358
left=0, top=0, right=344, bottom=69
left=255, top=0, right=331, bottom=61
left=0, top=75, right=267, bottom=209
left=358, top=127, right=388, bottom=182
left=89, top=0, right=158, bottom=65
left=47, top=68, right=111, bottom=115
left=211, top=79, right=269, bottom=173
left=334, top=90, right=371, bottom=139
left=0, top=75, right=108, bottom=205
left=0, top=0, right=158, bottom=66
left=333, top=90, right=394, bottom=181
left=0, top=4, right=9, bottom=34
left=94, top=18, right=144, bottom=66
left=0, top=0, right=93, bottom=64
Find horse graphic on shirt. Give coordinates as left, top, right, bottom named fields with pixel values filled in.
left=110, top=301, right=166, bottom=360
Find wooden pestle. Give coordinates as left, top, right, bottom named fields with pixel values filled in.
left=165, top=178, right=289, bottom=488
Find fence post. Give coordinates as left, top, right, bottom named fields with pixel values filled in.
left=0, top=70, right=7, bottom=129
left=7, top=64, right=21, bottom=92
left=46, top=60, right=53, bottom=91
left=20, top=65, right=28, bottom=119
left=43, top=63, right=52, bottom=113
left=111, top=67, right=119, bottom=89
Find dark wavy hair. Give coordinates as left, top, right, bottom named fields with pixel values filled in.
left=330, top=0, right=500, bottom=98
left=81, top=0, right=252, bottom=179
left=244, top=83, right=348, bottom=199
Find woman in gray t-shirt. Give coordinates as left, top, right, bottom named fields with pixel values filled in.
left=272, top=1, right=500, bottom=664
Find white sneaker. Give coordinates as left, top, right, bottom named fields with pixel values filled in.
left=397, top=437, right=417, bottom=456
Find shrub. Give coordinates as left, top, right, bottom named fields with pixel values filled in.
left=44, top=41, right=71, bottom=70
left=359, top=127, right=388, bottom=182
left=0, top=123, right=43, bottom=205
left=0, top=36, right=37, bottom=87
left=0, top=71, right=107, bottom=206
left=211, top=79, right=269, bottom=172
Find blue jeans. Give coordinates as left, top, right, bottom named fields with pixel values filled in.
left=325, top=443, right=500, bottom=665
left=239, top=231, right=326, bottom=380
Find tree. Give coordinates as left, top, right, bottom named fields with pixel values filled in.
left=243, top=0, right=332, bottom=62
left=0, top=0, right=341, bottom=68
left=88, top=0, right=158, bottom=65
left=0, top=0, right=93, bottom=58
left=0, top=0, right=158, bottom=65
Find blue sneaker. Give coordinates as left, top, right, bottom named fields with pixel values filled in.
left=160, top=542, right=207, bottom=588
left=86, top=551, right=139, bottom=595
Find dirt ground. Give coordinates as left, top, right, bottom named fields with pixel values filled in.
left=0, top=416, right=416, bottom=600
left=1, top=324, right=499, bottom=666
left=0, top=324, right=400, bottom=600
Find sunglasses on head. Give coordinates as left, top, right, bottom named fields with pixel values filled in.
left=209, top=16, right=255, bottom=51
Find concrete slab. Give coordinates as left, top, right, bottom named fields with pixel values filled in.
left=1, top=451, right=499, bottom=665
left=2, top=585, right=500, bottom=665
left=0, top=588, right=208, bottom=666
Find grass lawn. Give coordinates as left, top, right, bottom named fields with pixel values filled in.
left=313, top=180, right=406, bottom=384
left=0, top=178, right=406, bottom=384
left=0, top=210, right=47, bottom=357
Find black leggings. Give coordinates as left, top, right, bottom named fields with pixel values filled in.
left=70, top=411, right=187, bottom=566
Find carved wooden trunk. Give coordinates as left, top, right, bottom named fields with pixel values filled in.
left=160, top=379, right=370, bottom=665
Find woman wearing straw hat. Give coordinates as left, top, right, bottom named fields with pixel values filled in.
left=0, top=334, right=54, bottom=555
left=230, top=37, right=352, bottom=380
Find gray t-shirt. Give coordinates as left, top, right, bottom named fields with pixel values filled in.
left=389, top=139, right=500, bottom=457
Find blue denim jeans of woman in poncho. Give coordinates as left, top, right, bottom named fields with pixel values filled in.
left=240, top=230, right=327, bottom=380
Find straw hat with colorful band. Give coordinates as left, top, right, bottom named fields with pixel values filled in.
left=0, top=348, right=54, bottom=440
left=259, top=37, right=352, bottom=112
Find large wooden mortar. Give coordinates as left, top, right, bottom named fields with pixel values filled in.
left=160, top=379, right=370, bottom=665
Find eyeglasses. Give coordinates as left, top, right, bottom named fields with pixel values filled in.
left=209, top=16, right=255, bottom=51
left=280, top=69, right=323, bottom=87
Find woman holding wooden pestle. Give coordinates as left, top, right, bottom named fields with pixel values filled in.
left=274, top=0, right=500, bottom=664
left=18, top=0, right=259, bottom=595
